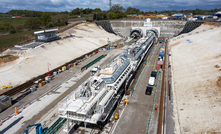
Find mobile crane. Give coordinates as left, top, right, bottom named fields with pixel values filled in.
left=23, top=123, right=43, bottom=134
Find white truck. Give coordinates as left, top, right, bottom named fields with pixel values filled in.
left=148, top=77, right=155, bottom=86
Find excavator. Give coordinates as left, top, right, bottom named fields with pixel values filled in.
left=23, top=123, right=43, bottom=134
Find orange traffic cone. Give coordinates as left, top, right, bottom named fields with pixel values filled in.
left=155, top=105, right=159, bottom=112
left=23, top=106, right=25, bottom=109
left=15, top=107, right=18, bottom=115
left=29, top=101, right=31, bottom=105
left=1, top=120, right=3, bottom=124
left=125, top=99, right=128, bottom=106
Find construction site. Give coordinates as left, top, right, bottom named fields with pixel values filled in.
left=0, top=17, right=221, bottom=134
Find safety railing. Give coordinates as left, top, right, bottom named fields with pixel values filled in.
left=81, top=54, right=107, bottom=70
left=49, top=118, right=67, bottom=134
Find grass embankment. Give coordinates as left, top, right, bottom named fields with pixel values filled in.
left=0, top=17, right=69, bottom=51
left=0, top=18, right=28, bottom=27
left=0, top=30, right=35, bottom=51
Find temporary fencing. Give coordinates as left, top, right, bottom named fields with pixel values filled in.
left=81, top=54, right=107, bottom=70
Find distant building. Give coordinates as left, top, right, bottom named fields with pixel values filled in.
left=34, top=28, right=60, bottom=42
left=171, top=14, right=184, bottom=20
left=172, top=14, right=183, bottom=18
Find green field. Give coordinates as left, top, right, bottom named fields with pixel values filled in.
left=0, top=30, right=35, bottom=51
left=0, top=18, right=28, bottom=26
left=0, top=17, right=68, bottom=51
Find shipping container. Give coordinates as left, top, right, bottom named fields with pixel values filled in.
left=160, top=48, right=165, bottom=52
left=159, top=51, right=165, bottom=56
left=157, top=61, right=164, bottom=70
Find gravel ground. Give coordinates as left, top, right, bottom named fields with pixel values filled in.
left=169, top=24, right=221, bottom=133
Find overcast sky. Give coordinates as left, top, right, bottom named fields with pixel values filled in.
left=0, top=0, right=220, bottom=13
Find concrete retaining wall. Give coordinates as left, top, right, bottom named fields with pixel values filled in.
left=95, top=20, right=204, bottom=38
left=110, top=21, right=144, bottom=37
left=178, top=21, right=203, bottom=35
left=152, top=21, right=186, bottom=37
left=109, top=20, right=187, bottom=38
left=95, top=21, right=117, bottom=35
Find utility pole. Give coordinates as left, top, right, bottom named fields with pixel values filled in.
left=48, top=63, right=51, bottom=76
left=109, top=0, right=111, bottom=10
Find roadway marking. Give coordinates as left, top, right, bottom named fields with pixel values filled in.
left=153, top=46, right=162, bottom=70
left=146, top=71, right=161, bottom=134
left=153, top=56, right=158, bottom=70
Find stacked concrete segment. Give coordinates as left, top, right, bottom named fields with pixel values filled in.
left=178, top=21, right=204, bottom=35
left=95, top=21, right=117, bottom=35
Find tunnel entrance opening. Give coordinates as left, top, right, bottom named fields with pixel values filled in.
left=130, top=29, right=143, bottom=39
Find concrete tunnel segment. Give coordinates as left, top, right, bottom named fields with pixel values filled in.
left=130, top=27, right=160, bottom=44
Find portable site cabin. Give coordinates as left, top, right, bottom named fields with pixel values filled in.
left=34, top=28, right=60, bottom=42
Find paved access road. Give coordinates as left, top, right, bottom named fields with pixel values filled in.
left=112, top=42, right=163, bottom=134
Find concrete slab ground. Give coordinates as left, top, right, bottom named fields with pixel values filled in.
left=112, top=42, right=162, bottom=134
left=169, top=24, right=221, bottom=133
left=0, top=45, right=129, bottom=134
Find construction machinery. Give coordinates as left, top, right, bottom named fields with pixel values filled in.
left=58, top=30, right=158, bottom=132
left=23, top=123, right=43, bottom=134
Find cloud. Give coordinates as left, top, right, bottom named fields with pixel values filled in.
left=0, top=0, right=220, bottom=13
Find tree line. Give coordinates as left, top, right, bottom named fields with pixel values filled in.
left=0, top=5, right=220, bottom=34
left=6, top=10, right=68, bottom=17
left=1, top=6, right=220, bottom=18
left=0, top=13, right=68, bottom=34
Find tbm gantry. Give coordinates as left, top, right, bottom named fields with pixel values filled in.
left=58, top=29, right=158, bottom=131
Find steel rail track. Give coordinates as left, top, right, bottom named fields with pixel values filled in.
left=157, top=41, right=167, bottom=134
